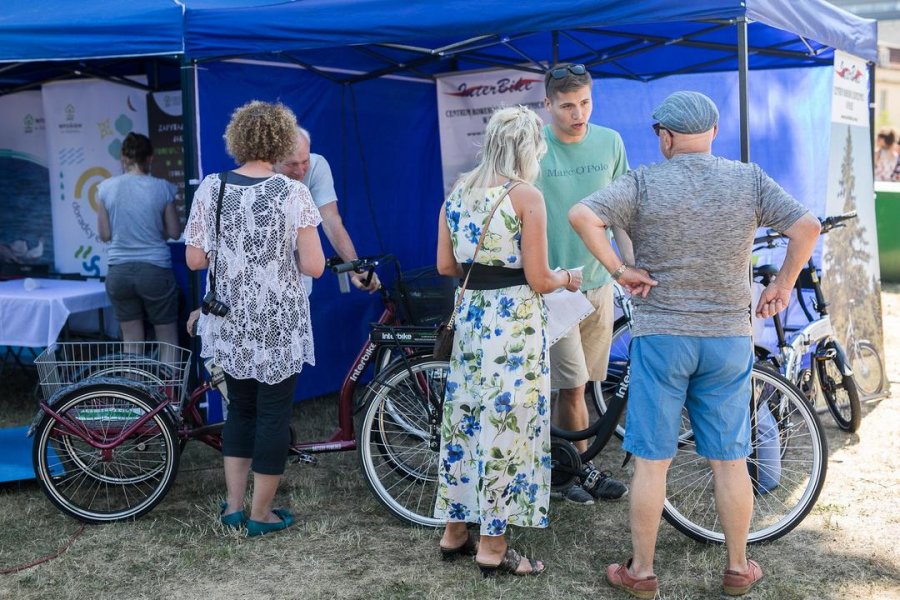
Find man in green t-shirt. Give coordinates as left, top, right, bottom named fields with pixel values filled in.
left=537, top=63, right=632, bottom=505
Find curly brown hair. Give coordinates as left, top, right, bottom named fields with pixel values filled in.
left=224, top=101, right=298, bottom=165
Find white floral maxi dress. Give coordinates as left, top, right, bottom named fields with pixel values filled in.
left=434, top=184, right=551, bottom=536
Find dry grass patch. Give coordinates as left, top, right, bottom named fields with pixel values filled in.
left=1, top=287, right=899, bottom=599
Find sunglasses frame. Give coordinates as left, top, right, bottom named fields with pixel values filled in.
left=549, top=64, right=587, bottom=80
left=652, top=123, right=671, bottom=136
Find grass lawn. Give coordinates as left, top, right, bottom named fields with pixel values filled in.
left=1, top=287, right=898, bottom=600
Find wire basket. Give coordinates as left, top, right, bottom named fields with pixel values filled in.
left=34, top=342, right=192, bottom=407
left=393, top=265, right=456, bottom=327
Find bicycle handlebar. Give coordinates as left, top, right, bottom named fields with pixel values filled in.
left=327, top=254, right=397, bottom=274
left=752, top=211, right=857, bottom=248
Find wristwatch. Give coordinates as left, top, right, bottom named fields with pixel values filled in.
left=611, top=264, right=628, bottom=280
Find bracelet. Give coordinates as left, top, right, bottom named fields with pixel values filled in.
left=563, top=269, right=572, bottom=286
left=611, top=264, right=628, bottom=280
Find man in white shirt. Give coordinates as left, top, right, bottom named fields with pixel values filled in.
left=277, top=127, right=380, bottom=293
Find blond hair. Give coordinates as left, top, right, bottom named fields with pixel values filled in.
left=224, top=101, right=298, bottom=165
left=457, top=106, right=546, bottom=195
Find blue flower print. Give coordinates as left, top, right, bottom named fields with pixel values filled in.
left=464, top=304, right=484, bottom=324
left=494, top=392, right=513, bottom=413
left=541, top=454, right=552, bottom=468
left=465, top=222, right=481, bottom=244
left=537, top=394, right=548, bottom=416
left=447, top=210, right=461, bottom=232
left=461, top=476, right=470, bottom=484
left=508, top=473, right=528, bottom=495
left=514, top=378, right=523, bottom=388
left=445, top=381, right=459, bottom=401
left=448, top=502, right=469, bottom=520
left=506, top=354, right=524, bottom=371
left=494, top=327, right=503, bottom=337
left=447, top=443, right=465, bottom=463
left=507, top=255, right=518, bottom=264
left=487, top=518, right=507, bottom=536
left=460, top=415, right=481, bottom=437
left=497, top=297, right=514, bottom=318
left=539, top=516, right=549, bottom=527
left=526, top=483, right=539, bottom=503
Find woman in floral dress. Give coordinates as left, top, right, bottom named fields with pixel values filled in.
left=434, top=106, right=583, bottom=576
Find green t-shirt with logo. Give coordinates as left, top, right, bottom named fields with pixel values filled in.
left=537, top=123, right=629, bottom=290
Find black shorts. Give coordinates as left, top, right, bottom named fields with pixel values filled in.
left=105, top=262, right=179, bottom=325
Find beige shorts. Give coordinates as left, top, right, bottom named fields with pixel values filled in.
left=549, top=282, right=614, bottom=389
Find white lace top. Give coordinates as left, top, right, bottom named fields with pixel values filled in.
left=185, top=173, right=322, bottom=384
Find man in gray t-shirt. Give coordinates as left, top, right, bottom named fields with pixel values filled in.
left=569, top=92, right=820, bottom=598
left=277, top=126, right=379, bottom=294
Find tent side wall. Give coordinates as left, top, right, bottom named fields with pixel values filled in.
left=196, top=60, right=443, bottom=398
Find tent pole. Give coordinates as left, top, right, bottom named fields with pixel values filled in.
left=737, top=17, right=750, bottom=163
left=179, top=57, right=202, bottom=345
left=870, top=61, right=876, bottom=177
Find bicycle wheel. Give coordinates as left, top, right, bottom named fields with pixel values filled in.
left=815, top=340, right=862, bottom=432
left=663, top=366, right=827, bottom=544
left=357, top=357, right=446, bottom=528
left=32, top=382, right=180, bottom=523
left=849, top=340, right=885, bottom=397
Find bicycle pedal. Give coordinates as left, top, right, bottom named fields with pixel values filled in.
left=291, top=453, right=318, bottom=466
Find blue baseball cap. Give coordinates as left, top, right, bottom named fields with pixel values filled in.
left=652, top=91, right=719, bottom=134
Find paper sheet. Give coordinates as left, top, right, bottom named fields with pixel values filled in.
left=543, top=287, right=594, bottom=346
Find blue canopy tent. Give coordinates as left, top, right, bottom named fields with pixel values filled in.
left=0, top=0, right=878, bottom=398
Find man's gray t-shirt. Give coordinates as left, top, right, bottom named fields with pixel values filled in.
left=302, top=153, right=337, bottom=209
left=301, top=153, right=337, bottom=295
left=98, top=173, right=177, bottom=268
left=581, top=153, right=808, bottom=338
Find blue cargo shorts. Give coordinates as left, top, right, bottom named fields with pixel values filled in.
left=623, top=335, right=753, bottom=461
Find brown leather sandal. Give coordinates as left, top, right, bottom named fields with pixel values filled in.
left=476, top=546, right=545, bottom=577
left=439, top=530, right=478, bottom=561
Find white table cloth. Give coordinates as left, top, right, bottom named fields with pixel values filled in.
left=0, top=279, right=111, bottom=347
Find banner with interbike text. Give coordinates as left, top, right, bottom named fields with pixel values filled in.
left=42, top=79, right=148, bottom=276
left=0, top=91, right=54, bottom=268
left=435, top=68, right=547, bottom=196
left=822, top=50, right=885, bottom=381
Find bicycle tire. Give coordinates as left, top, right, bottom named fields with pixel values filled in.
left=849, top=340, right=885, bottom=397
left=32, top=382, right=180, bottom=523
left=662, top=365, right=827, bottom=544
left=815, top=340, right=862, bottom=432
left=357, top=356, right=447, bottom=528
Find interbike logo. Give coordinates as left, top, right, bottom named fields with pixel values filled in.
left=445, top=77, right=542, bottom=98
left=59, top=104, right=82, bottom=132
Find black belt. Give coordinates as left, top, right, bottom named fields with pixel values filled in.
left=462, top=263, right=528, bottom=290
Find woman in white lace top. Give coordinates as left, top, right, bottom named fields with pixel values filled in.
left=185, top=101, right=324, bottom=537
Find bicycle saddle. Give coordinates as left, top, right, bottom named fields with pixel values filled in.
left=752, top=264, right=779, bottom=284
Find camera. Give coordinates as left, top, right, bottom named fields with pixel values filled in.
left=201, top=290, right=230, bottom=317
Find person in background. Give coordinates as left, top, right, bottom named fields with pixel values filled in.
left=434, top=106, right=582, bottom=577
left=874, top=127, right=897, bottom=181
left=97, top=132, right=181, bottom=361
left=276, top=126, right=380, bottom=293
left=537, top=63, right=629, bottom=505
left=570, top=91, right=820, bottom=598
left=185, top=101, right=325, bottom=537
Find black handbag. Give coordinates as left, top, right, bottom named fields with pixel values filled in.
left=433, top=181, right=519, bottom=361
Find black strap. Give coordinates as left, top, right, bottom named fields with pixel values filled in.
left=210, top=171, right=228, bottom=295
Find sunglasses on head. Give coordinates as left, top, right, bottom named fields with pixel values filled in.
left=549, top=64, right=587, bottom=79
left=652, top=123, right=670, bottom=136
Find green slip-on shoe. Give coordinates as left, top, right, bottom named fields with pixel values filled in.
left=220, top=502, right=247, bottom=530
left=246, top=508, right=294, bottom=537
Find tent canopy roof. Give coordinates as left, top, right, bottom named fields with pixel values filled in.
left=0, top=0, right=877, bottom=89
